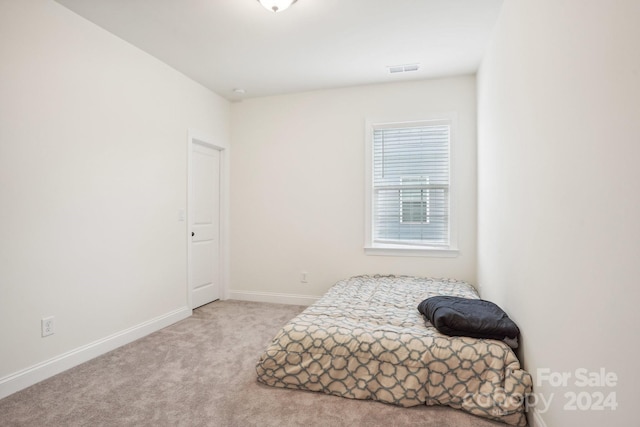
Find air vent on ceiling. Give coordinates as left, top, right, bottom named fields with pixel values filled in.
left=388, top=64, right=420, bottom=74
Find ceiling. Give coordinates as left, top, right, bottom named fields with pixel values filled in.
left=55, top=0, right=503, bottom=102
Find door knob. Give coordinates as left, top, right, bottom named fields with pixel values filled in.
left=191, top=232, right=195, bottom=237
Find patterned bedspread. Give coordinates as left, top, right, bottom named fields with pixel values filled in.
left=256, top=275, right=532, bottom=426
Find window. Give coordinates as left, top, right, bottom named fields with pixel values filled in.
left=365, top=117, right=457, bottom=256
left=400, top=176, right=430, bottom=224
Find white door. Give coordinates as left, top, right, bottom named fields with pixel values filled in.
left=189, top=141, right=221, bottom=309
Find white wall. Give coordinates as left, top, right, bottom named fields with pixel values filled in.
left=230, top=77, right=477, bottom=300
left=477, top=1, right=639, bottom=426
left=0, top=0, right=229, bottom=393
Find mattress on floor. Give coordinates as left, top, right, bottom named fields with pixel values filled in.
left=256, top=275, right=532, bottom=426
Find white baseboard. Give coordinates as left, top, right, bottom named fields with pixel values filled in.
left=0, top=306, right=191, bottom=400
left=229, top=289, right=320, bottom=306
left=529, top=408, right=548, bottom=427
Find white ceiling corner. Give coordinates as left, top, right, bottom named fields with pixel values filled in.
left=54, top=0, right=503, bottom=101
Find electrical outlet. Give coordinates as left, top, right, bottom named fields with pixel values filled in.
left=42, top=316, right=55, bottom=337
left=300, top=271, right=308, bottom=283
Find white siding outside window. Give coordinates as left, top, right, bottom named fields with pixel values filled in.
left=365, top=117, right=458, bottom=256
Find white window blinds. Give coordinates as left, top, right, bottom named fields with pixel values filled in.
left=372, top=121, right=450, bottom=247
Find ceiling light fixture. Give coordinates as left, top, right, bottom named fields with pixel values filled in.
left=257, top=0, right=297, bottom=13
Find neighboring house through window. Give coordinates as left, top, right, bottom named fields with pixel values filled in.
left=365, top=116, right=458, bottom=256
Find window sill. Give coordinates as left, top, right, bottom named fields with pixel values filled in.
left=364, top=245, right=459, bottom=258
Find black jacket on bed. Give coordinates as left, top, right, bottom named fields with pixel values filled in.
left=417, top=296, right=520, bottom=340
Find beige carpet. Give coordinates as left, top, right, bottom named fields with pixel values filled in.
left=0, top=300, right=507, bottom=426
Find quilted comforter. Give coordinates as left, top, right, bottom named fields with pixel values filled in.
left=256, top=275, right=532, bottom=426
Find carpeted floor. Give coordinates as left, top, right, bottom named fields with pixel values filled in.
left=0, top=300, right=506, bottom=426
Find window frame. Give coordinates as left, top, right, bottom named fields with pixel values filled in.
left=364, top=115, right=459, bottom=257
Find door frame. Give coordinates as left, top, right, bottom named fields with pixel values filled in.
left=187, top=129, right=229, bottom=309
